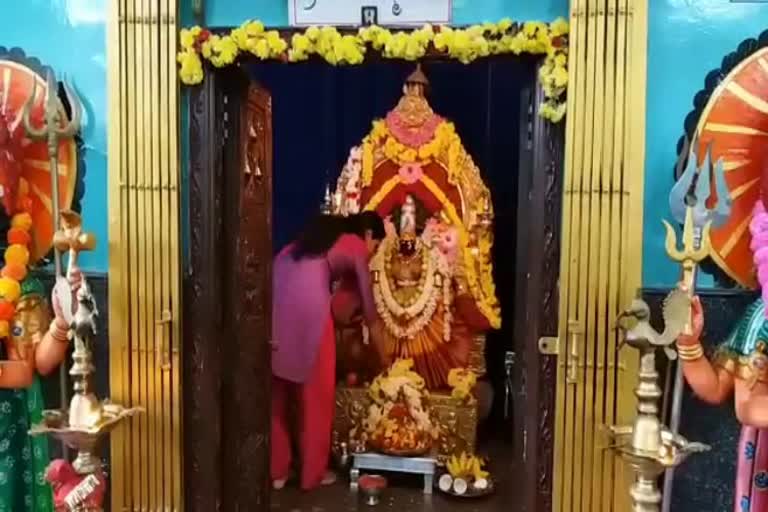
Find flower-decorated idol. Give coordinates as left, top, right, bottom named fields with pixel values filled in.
left=331, top=66, right=498, bottom=391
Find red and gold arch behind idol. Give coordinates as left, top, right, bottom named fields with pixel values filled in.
left=697, top=47, right=768, bottom=288
left=332, top=68, right=500, bottom=327
left=0, top=59, right=78, bottom=263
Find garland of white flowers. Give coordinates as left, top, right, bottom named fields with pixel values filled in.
left=371, top=235, right=454, bottom=341
left=382, top=241, right=435, bottom=318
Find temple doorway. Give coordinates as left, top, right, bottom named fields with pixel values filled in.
left=184, top=53, right=564, bottom=512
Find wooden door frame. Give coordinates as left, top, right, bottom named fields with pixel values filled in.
left=513, top=83, right=565, bottom=512
left=183, top=57, right=564, bottom=512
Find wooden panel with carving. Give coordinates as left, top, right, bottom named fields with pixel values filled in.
left=536, top=119, right=565, bottom=512
left=512, top=79, right=565, bottom=512
left=184, top=71, right=225, bottom=512
left=220, top=81, right=274, bottom=510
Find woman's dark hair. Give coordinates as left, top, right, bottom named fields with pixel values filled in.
left=291, top=211, right=385, bottom=260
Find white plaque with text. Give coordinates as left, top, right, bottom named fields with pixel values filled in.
left=288, top=0, right=452, bottom=27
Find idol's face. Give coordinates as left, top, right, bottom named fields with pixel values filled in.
left=399, top=238, right=416, bottom=257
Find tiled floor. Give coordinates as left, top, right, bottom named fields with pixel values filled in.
left=271, top=442, right=517, bottom=512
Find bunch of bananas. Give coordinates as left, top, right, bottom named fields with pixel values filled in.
left=446, top=452, right=489, bottom=481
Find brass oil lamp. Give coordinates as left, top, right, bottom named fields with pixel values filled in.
left=606, top=289, right=709, bottom=512
left=21, top=68, right=141, bottom=511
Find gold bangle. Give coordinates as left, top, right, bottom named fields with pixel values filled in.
left=678, top=345, right=703, bottom=356
left=678, top=344, right=704, bottom=361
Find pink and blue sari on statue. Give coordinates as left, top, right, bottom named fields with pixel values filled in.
left=716, top=298, right=768, bottom=512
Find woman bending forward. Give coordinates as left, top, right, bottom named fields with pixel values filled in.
left=271, top=212, right=387, bottom=490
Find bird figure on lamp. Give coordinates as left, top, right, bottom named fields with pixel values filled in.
left=70, top=280, right=99, bottom=341
left=616, top=288, right=690, bottom=361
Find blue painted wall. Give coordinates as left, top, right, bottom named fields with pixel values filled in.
left=643, top=0, right=768, bottom=288
left=205, top=0, right=567, bottom=27
left=0, top=0, right=108, bottom=272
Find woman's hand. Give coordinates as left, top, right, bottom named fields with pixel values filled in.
left=677, top=294, right=704, bottom=347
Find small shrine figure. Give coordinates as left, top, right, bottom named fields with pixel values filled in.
left=332, top=65, right=499, bottom=391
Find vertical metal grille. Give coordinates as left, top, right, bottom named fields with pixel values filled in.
left=552, top=1, right=648, bottom=511
left=107, top=0, right=183, bottom=509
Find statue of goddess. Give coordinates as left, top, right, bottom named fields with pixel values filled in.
left=679, top=201, right=768, bottom=512
left=366, top=196, right=490, bottom=389
left=332, top=66, right=498, bottom=391
left=0, top=273, right=77, bottom=512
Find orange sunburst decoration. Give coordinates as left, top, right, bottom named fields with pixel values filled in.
left=697, top=47, right=768, bottom=289
left=0, top=59, right=78, bottom=264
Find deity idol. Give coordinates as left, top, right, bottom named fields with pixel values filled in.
left=664, top=44, right=768, bottom=511
left=679, top=203, right=768, bottom=512
left=331, top=66, right=499, bottom=391
left=0, top=274, right=76, bottom=512
left=0, top=75, right=78, bottom=511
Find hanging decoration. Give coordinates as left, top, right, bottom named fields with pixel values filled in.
left=177, top=18, right=570, bottom=122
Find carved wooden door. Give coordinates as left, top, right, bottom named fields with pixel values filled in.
left=512, top=79, right=565, bottom=512
left=220, top=82, right=274, bottom=510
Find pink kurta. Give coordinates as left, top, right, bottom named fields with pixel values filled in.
left=271, top=234, right=376, bottom=383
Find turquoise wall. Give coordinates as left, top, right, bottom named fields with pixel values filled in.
left=643, top=0, right=768, bottom=288
left=205, top=0, right=567, bottom=26
left=1, top=0, right=108, bottom=272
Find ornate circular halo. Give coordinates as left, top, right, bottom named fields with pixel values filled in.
left=0, top=52, right=80, bottom=263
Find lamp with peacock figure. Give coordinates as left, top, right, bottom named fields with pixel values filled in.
left=606, top=289, right=710, bottom=512
left=16, top=67, right=142, bottom=512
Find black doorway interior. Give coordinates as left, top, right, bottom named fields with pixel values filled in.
left=245, top=57, right=537, bottom=439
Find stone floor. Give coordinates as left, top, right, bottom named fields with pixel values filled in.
left=271, top=442, right=516, bottom=512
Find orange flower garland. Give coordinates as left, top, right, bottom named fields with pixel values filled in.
left=0, top=212, right=32, bottom=337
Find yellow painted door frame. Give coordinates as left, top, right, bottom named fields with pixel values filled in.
left=552, top=0, right=648, bottom=511
left=107, top=0, right=183, bottom=510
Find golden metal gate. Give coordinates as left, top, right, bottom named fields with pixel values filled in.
left=107, top=0, right=183, bottom=510
left=551, top=0, right=648, bottom=511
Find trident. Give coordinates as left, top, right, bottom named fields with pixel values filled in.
left=659, top=135, right=732, bottom=512
left=20, top=69, right=82, bottom=459
left=21, top=68, right=82, bottom=277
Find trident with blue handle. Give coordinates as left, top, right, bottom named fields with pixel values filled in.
left=20, top=69, right=82, bottom=460
left=660, top=135, right=732, bottom=512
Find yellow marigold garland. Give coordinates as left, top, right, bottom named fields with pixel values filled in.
left=178, top=18, right=569, bottom=122
left=364, top=120, right=466, bottom=185
left=0, top=212, right=33, bottom=337
left=447, top=368, right=478, bottom=401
